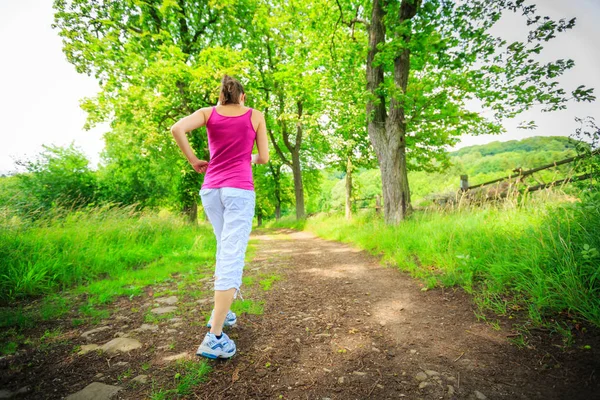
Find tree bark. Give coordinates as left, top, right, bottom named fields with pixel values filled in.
left=291, top=149, right=305, bottom=219
left=292, top=101, right=306, bottom=219
left=268, top=161, right=282, bottom=220
left=345, top=156, right=353, bottom=220
left=366, top=0, right=419, bottom=224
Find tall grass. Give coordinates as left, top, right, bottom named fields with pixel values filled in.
left=278, top=193, right=600, bottom=327
left=0, top=206, right=216, bottom=302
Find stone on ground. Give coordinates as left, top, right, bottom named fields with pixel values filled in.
left=81, top=326, right=111, bottom=341
left=133, top=324, right=159, bottom=332
left=151, top=306, right=177, bottom=315
left=474, top=391, right=488, bottom=400
left=162, top=352, right=190, bottom=362
left=78, top=344, right=100, bottom=355
left=415, top=372, right=428, bottom=381
left=65, top=382, right=122, bottom=400
left=101, top=338, right=142, bottom=354
left=155, top=296, right=178, bottom=305
left=131, top=375, right=148, bottom=384
left=0, top=386, right=29, bottom=399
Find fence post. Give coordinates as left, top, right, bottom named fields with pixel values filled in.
left=375, top=195, right=382, bottom=214
left=460, top=175, right=469, bottom=191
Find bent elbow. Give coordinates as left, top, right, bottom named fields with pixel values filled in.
left=170, top=124, right=182, bottom=137
left=260, top=155, right=269, bottom=164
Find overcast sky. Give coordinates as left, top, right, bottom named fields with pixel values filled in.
left=0, top=0, right=599, bottom=174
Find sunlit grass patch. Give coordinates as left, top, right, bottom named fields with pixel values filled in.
left=258, top=274, right=281, bottom=291
left=149, top=359, right=211, bottom=399
left=231, top=299, right=264, bottom=316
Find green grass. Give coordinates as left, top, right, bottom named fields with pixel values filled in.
left=149, top=359, right=212, bottom=399
left=231, top=299, right=264, bottom=316
left=0, top=206, right=215, bottom=302
left=259, top=274, right=281, bottom=291
left=0, top=207, right=217, bottom=356
left=275, top=193, right=600, bottom=328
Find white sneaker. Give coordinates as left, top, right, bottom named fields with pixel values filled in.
left=207, top=310, right=237, bottom=328
left=196, top=331, right=236, bottom=359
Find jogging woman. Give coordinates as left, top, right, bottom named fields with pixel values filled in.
left=171, top=75, right=269, bottom=359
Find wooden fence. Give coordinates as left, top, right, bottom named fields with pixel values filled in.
left=459, top=148, right=599, bottom=196
left=348, top=148, right=598, bottom=210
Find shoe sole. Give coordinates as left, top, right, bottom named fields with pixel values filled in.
left=197, top=349, right=236, bottom=359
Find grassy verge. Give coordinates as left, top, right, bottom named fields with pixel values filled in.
left=0, top=206, right=217, bottom=353
left=0, top=206, right=215, bottom=301
left=267, top=194, right=600, bottom=329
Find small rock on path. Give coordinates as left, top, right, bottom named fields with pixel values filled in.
left=155, top=296, right=178, bottom=305
left=65, top=382, right=122, bottom=400
left=151, top=306, right=177, bottom=315
left=101, top=338, right=142, bottom=354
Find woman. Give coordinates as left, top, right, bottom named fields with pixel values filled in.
left=171, top=75, right=269, bottom=359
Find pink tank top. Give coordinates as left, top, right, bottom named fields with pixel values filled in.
left=201, top=107, right=256, bottom=191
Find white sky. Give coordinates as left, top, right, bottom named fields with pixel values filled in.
left=0, top=0, right=599, bottom=174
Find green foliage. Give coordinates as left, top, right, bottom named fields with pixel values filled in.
left=290, top=193, right=600, bottom=328
left=14, top=144, right=96, bottom=215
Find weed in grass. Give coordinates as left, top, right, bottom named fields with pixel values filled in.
left=1, top=341, right=18, bottom=355
left=118, top=368, right=134, bottom=382
left=145, top=312, right=175, bottom=324
left=39, top=295, right=72, bottom=321
left=78, top=304, right=110, bottom=323
left=258, top=274, right=281, bottom=291
left=71, top=318, right=84, bottom=327
left=149, top=389, right=168, bottom=400
left=508, top=334, right=529, bottom=349
left=231, top=299, right=264, bottom=316
left=148, top=360, right=211, bottom=399
left=154, top=290, right=174, bottom=298
left=185, top=290, right=207, bottom=299
left=242, top=276, right=255, bottom=286
left=174, top=359, right=211, bottom=395
left=0, top=307, right=35, bottom=330
left=141, top=362, right=151, bottom=371
left=40, top=327, right=62, bottom=343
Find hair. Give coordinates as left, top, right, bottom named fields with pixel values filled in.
left=219, top=75, right=245, bottom=105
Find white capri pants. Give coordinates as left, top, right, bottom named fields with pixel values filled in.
left=200, top=187, right=255, bottom=297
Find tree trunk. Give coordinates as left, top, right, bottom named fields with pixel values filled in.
left=345, top=156, right=353, bottom=220
left=268, top=161, right=282, bottom=220
left=366, top=0, right=418, bottom=225
left=291, top=149, right=305, bottom=219
left=183, top=202, right=197, bottom=223
left=257, top=212, right=263, bottom=227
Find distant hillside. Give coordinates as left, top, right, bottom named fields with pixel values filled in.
left=451, top=136, right=579, bottom=158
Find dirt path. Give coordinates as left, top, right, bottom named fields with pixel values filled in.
left=198, top=229, right=598, bottom=400
left=1, top=228, right=598, bottom=399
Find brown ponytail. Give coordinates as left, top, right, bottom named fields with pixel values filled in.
left=219, top=75, right=245, bottom=105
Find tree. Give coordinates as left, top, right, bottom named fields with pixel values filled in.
left=16, top=144, right=96, bottom=215
left=53, top=0, right=256, bottom=220
left=248, top=0, right=332, bottom=220
left=336, top=0, right=595, bottom=224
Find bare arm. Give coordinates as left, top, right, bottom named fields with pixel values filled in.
left=171, top=108, right=209, bottom=173
left=252, top=111, right=269, bottom=164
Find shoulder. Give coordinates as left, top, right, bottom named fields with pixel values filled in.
left=199, top=106, right=214, bottom=116
left=250, top=108, right=265, bottom=120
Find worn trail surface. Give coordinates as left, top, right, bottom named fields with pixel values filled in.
left=200, top=229, right=598, bottom=400
left=1, top=229, right=598, bottom=399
